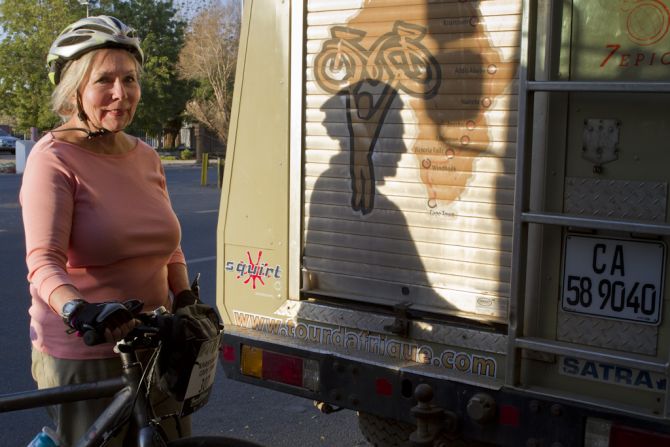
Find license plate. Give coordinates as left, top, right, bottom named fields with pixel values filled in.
left=562, top=235, right=665, bottom=324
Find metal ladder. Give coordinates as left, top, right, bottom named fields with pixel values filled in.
left=506, top=0, right=670, bottom=418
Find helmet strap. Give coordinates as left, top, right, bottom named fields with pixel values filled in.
left=72, top=91, right=112, bottom=138
left=76, top=91, right=89, bottom=123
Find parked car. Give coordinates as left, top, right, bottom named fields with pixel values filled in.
left=0, top=129, right=18, bottom=154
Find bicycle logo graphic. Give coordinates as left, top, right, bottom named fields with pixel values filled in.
left=314, top=21, right=441, bottom=214
left=315, top=20, right=441, bottom=97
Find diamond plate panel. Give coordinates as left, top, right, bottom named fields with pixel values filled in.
left=276, top=301, right=507, bottom=354
left=564, top=177, right=667, bottom=221
left=557, top=312, right=657, bottom=355
left=560, top=177, right=665, bottom=355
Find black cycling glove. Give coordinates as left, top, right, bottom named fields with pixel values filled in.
left=172, top=289, right=200, bottom=312
left=63, top=300, right=136, bottom=336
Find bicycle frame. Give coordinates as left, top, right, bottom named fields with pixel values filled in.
left=0, top=344, right=166, bottom=447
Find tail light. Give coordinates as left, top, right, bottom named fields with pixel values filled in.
left=239, top=345, right=320, bottom=391
left=585, top=417, right=670, bottom=447
left=610, top=424, right=670, bottom=446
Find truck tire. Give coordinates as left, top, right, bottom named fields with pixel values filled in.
left=167, top=436, right=264, bottom=447
left=357, top=412, right=414, bottom=447
left=357, top=413, right=494, bottom=447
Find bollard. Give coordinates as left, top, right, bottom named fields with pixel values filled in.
left=217, top=156, right=224, bottom=188
left=200, top=153, right=209, bottom=186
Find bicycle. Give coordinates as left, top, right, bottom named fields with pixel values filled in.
left=0, top=302, right=263, bottom=447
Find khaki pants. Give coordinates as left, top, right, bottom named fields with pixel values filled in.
left=31, top=348, right=191, bottom=447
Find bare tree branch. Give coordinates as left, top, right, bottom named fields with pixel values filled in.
left=177, top=0, right=240, bottom=144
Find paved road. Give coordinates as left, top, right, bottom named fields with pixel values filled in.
left=0, top=162, right=369, bottom=446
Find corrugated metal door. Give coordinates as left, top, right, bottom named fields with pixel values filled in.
left=302, top=0, right=522, bottom=322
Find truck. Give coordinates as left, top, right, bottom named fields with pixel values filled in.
left=216, top=0, right=670, bottom=445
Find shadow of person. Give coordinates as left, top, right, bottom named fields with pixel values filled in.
left=308, top=4, right=515, bottom=323
left=303, top=83, right=456, bottom=317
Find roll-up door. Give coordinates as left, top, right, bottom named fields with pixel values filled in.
left=302, top=0, right=522, bottom=322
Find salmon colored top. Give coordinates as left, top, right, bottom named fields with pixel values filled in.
left=20, top=133, right=185, bottom=359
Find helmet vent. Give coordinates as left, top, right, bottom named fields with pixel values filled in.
left=78, top=24, right=115, bottom=33
left=57, top=35, right=92, bottom=47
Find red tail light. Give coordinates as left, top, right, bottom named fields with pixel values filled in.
left=239, top=345, right=319, bottom=391
left=610, top=424, right=670, bottom=447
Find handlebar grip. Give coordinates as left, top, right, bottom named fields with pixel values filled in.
left=83, top=328, right=106, bottom=346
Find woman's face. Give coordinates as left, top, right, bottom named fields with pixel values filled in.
left=78, top=49, right=141, bottom=132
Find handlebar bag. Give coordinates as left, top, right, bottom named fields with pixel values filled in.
left=157, top=303, right=223, bottom=416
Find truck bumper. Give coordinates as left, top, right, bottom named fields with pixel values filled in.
left=220, top=327, right=670, bottom=447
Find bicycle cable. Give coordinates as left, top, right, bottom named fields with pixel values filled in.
left=143, top=345, right=161, bottom=418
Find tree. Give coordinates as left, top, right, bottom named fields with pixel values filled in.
left=177, top=0, right=240, bottom=147
left=98, top=0, right=192, bottom=145
left=0, top=0, right=191, bottom=142
left=0, top=0, right=81, bottom=131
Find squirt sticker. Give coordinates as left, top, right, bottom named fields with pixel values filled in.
left=225, top=250, right=282, bottom=290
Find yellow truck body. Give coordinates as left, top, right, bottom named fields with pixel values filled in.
left=218, top=1, right=670, bottom=445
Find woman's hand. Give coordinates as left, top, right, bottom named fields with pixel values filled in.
left=63, top=300, right=139, bottom=344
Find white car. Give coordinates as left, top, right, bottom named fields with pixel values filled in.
left=0, top=129, right=18, bottom=154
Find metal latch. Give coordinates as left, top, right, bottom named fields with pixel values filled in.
left=582, top=118, right=621, bottom=173
left=384, top=302, right=412, bottom=337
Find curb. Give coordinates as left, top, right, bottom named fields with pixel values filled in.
left=160, top=159, right=199, bottom=166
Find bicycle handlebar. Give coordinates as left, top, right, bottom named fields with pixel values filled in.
left=81, top=302, right=171, bottom=347
left=83, top=329, right=106, bottom=346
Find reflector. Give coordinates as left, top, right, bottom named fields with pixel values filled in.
left=498, top=405, right=520, bottom=427
left=221, top=344, right=236, bottom=362
left=375, top=378, right=393, bottom=396
left=240, top=345, right=262, bottom=378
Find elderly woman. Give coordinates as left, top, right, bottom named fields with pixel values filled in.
left=20, top=16, right=199, bottom=445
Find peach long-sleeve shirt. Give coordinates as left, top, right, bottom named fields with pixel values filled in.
left=21, top=133, right=185, bottom=359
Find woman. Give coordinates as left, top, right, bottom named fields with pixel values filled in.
left=21, top=16, right=198, bottom=445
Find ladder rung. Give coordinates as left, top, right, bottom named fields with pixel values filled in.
left=521, top=212, right=670, bottom=235
left=527, top=80, right=670, bottom=93
left=515, top=337, right=668, bottom=374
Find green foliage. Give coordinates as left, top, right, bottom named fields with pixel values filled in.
left=0, top=0, right=193, bottom=136
left=0, top=0, right=81, bottom=131
left=179, top=148, right=193, bottom=160
left=99, top=0, right=193, bottom=137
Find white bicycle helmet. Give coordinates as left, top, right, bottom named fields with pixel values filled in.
left=47, top=15, right=144, bottom=85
